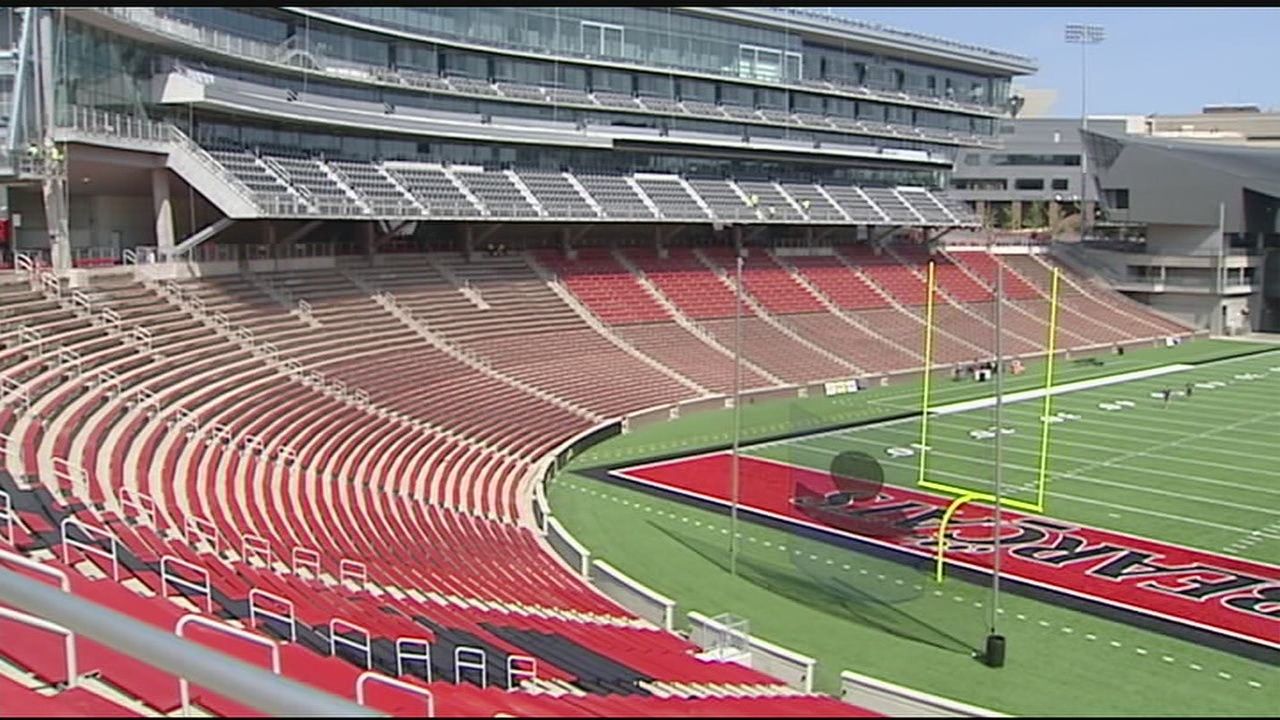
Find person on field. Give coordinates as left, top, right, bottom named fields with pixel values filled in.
left=1185, top=382, right=1193, bottom=398
left=1162, top=388, right=1172, bottom=406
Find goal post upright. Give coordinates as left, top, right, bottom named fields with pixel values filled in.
left=916, top=260, right=937, bottom=487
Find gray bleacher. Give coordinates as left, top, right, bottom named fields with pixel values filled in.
left=547, top=87, right=594, bottom=106
left=265, top=153, right=354, bottom=208
left=757, top=108, right=792, bottom=124
left=896, top=189, right=954, bottom=224
left=685, top=178, right=752, bottom=221
left=860, top=187, right=921, bottom=224
left=445, top=75, right=500, bottom=96
left=574, top=173, right=654, bottom=219
left=592, top=91, right=641, bottom=109
left=454, top=169, right=540, bottom=217
left=719, top=104, right=758, bottom=121
left=778, top=182, right=846, bottom=222
left=329, top=160, right=415, bottom=213
left=933, top=192, right=980, bottom=224
left=735, top=180, right=803, bottom=221
left=822, top=184, right=887, bottom=223
left=517, top=170, right=597, bottom=218
left=385, top=164, right=481, bottom=216
left=207, top=147, right=295, bottom=202
left=793, top=113, right=834, bottom=128
left=637, top=96, right=682, bottom=115
left=632, top=177, right=709, bottom=221
left=496, top=82, right=548, bottom=102
left=681, top=100, right=725, bottom=118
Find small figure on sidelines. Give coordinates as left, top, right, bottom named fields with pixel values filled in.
left=1185, top=382, right=1193, bottom=398
left=1162, top=388, right=1172, bottom=406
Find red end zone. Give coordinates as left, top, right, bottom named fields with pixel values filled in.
left=613, top=452, right=1280, bottom=654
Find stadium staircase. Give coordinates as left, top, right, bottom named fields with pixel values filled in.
left=771, top=252, right=925, bottom=372
left=608, top=248, right=783, bottom=392
left=523, top=251, right=710, bottom=398
left=833, top=246, right=991, bottom=363
left=693, top=248, right=865, bottom=378
left=879, top=244, right=1044, bottom=357
left=937, top=249, right=1096, bottom=348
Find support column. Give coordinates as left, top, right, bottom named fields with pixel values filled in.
left=976, top=200, right=988, bottom=225
left=1048, top=200, right=1061, bottom=229
left=463, top=225, right=474, bottom=262
left=362, top=221, right=375, bottom=259
left=38, top=10, right=69, bottom=274
left=1011, top=201, right=1023, bottom=230
left=152, top=168, right=176, bottom=256
left=261, top=223, right=276, bottom=261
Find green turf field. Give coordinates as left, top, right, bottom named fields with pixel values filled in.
left=549, top=338, right=1280, bottom=716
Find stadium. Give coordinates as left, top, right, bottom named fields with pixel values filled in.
left=0, top=5, right=1275, bottom=717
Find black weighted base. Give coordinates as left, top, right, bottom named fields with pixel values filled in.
left=984, top=634, right=1006, bottom=668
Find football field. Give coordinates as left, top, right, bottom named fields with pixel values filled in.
left=548, top=340, right=1280, bottom=715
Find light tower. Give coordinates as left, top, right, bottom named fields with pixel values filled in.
left=1064, top=23, right=1105, bottom=239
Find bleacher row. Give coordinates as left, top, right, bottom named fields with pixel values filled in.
left=0, top=260, right=868, bottom=716
left=202, top=141, right=979, bottom=225
left=0, top=245, right=1189, bottom=715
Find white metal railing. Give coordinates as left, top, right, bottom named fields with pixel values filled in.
left=248, top=587, right=297, bottom=643
left=52, top=458, right=89, bottom=499
left=355, top=672, right=434, bottom=716
left=454, top=647, right=487, bottom=688
left=0, top=491, right=12, bottom=546
left=184, top=516, right=220, bottom=553
left=161, top=555, right=213, bottom=613
left=395, top=638, right=432, bottom=682
left=330, top=618, right=371, bottom=669
left=101, top=306, right=122, bottom=335
left=506, top=655, right=537, bottom=689
left=119, top=487, right=157, bottom=528
left=338, top=558, right=367, bottom=588
left=176, top=614, right=282, bottom=715
left=60, top=517, right=119, bottom=581
left=291, top=547, right=321, bottom=578
left=0, top=606, right=77, bottom=687
left=242, top=535, right=272, bottom=567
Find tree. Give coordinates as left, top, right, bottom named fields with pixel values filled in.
left=992, top=204, right=1012, bottom=229
left=1023, top=201, right=1048, bottom=229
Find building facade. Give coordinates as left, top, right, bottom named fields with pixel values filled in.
left=948, top=117, right=1131, bottom=231
left=0, top=7, right=1035, bottom=267
left=1065, top=129, right=1280, bottom=334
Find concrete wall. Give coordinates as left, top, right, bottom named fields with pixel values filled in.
left=1145, top=292, right=1254, bottom=333
left=1145, top=224, right=1221, bottom=256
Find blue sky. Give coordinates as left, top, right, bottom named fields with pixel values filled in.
left=826, top=7, right=1280, bottom=117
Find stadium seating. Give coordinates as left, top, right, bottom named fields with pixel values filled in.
left=0, top=240, right=1193, bottom=715
left=0, top=265, right=871, bottom=716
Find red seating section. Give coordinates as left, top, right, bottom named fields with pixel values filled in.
left=0, top=242, right=1194, bottom=715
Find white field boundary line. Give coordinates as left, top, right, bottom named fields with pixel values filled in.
left=931, top=364, right=1197, bottom=416
left=867, top=347, right=1280, bottom=411
left=793, top=425, right=1280, bottom=521
left=748, top=364, right=1195, bottom=454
